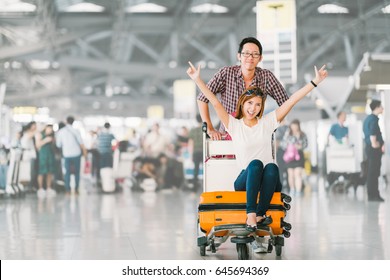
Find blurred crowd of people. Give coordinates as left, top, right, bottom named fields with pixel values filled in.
left=0, top=114, right=204, bottom=196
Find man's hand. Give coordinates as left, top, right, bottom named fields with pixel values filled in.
left=208, top=129, right=222, bottom=141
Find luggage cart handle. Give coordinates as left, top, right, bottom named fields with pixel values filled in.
left=202, top=122, right=210, bottom=139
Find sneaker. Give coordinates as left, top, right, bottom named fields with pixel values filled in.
left=37, top=189, right=46, bottom=198
left=251, top=240, right=268, bottom=253
left=46, top=189, right=57, bottom=197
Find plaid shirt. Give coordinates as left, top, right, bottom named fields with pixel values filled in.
left=197, top=65, right=288, bottom=132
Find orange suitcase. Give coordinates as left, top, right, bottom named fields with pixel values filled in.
left=198, top=191, right=291, bottom=237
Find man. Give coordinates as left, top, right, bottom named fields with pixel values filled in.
left=97, top=122, right=116, bottom=170
left=328, top=111, right=348, bottom=145
left=363, top=100, right=385, bottom=202
left=56, top=116, right=87, bottom=195
left=197, top=37, right=289, bottom=140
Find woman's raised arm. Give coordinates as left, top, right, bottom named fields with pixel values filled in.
left=276, top=65, right=328, bottom=122
left=187, top=61, right=230, bottom=130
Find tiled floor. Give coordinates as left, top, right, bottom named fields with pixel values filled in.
left=0, top=176, right=389, bottom=260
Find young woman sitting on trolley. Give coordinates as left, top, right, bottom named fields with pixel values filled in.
left=187, top=62, right=328, bottom=232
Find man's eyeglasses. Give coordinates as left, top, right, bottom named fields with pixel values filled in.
left=241, top=52, right=261, bottom=59
left=244, top=88, right=265, bottom=97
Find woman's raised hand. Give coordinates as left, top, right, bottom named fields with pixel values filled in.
left=313, top=64, right=328, bottom=85
left=187, top=61, right=201, bottom=81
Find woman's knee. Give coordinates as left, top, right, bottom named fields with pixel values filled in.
left=248, top=159, right=264, bottom=171
left=264, top=163, right=279, bottom=178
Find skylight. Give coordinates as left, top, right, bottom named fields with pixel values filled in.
left=126, top=3, right=167, bottom=13
left=0, top=0, right=36, bottom=12
left=317, top=4, right=349, bottom=14
left=382, top=4, right=390, bottom=14
left=65, top=3, right=105, bottom=13
left=190, top=4, right=228, bottom=14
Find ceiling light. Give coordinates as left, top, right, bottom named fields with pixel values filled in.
left=382, top=4, right=390, bottom=14
left=191, top=4, right=228, bottom=13
left=0, top=0, right=36, bottom=12
left=121, top=87, right=130, bottom=94
left=126, top=3, right=167, bottom=13
left=168, top=61, right=177, bottom=68
left=317, top=4, right=349, bottom=14
left=65, top=3, right=105, bottom=13
left=29, top=60, right=50, bottom=70
left=83, top=86, right=93, bottom=95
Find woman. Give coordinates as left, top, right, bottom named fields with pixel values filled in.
left=35, top=124, right=57, bottom=197
left=187, top=62, right=328, bottom=231
left=281, top=119, right=308, bottom=195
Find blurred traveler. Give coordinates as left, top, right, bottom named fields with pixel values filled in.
left=188, top=114, right=204, bottom=190
left=56, top=116, right=87, bottom=195
left=97, top=122, right=116, bottom=169
left=281, top=119, right=308, bottom=196
left=142, top=123, right=169, bottom=158
left=20, top=121, right=38, bottom=190
left=35, top=124, right=57, bottom=198
left=328, top=111, right=349, bottom=145
left=363, top=100, right=385, bottom=202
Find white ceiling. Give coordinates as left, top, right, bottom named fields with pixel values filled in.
left=0, top=0, right=389, bottom=118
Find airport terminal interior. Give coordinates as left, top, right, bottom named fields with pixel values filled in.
left=1, top=0, right=390, bottom=260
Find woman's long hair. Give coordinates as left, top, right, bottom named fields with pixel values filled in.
left=235, top=86, right=266, bottom=119
left=288, top=119, right=304, bottom=136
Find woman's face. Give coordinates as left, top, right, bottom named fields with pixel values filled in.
left=290, top=123, right=299, bottom=133
left=45, top=126, right=53, bottom=135
left=242, top=96, right=262, bottom=120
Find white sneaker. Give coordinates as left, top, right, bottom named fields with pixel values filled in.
left=251, top=240, right=268, bottom=253
left=37, top=189, right=46, bottom=198
left=46, top=189, right=57, bottom=197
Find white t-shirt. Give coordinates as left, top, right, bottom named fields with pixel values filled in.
left=227, top=111, right=279, bottom=172
left=143, top=131, right=169, bottom=158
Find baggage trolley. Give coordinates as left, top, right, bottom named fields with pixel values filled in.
left=5, top=147, right=25, bottom=196
left=325, top=145, right=362, bottom=193
left=197, top=123, right=292, bottom=259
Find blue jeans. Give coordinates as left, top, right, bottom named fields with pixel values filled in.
left=0, top=165, right=8, bottom=189
left=234, top=159, right=282, bottom=216
left=64, top=155, right=81, bottom=191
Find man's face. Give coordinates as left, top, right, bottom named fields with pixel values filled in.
left=237, top=43, right=262, bottom=70
left=339, top=112, right=346, bottom=123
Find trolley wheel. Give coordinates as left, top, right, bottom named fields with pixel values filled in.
left=275, top=245, right=282, bottom=256
left=282, top=221, right=292, bottom=231
left=210, top=243, right=216, bottom=253
left=284, top=203, right=291, bottom=210
left=283, top=230, right=291, bottom=238
left=200, top=245, right=206, bottom=256
left=282, top=193, right=292, bottom=203
left=267, top=243, right=273, bottom=253
left=237, top=243, right=249, bottom=260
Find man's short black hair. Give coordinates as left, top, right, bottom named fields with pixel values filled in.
left=369, top=100, right=381, bottom=111
left=238, top=37, right=263, bottom=55
left=104, top=122, right=111, bottom=129
left=66, top=116, right=75, bottom=125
